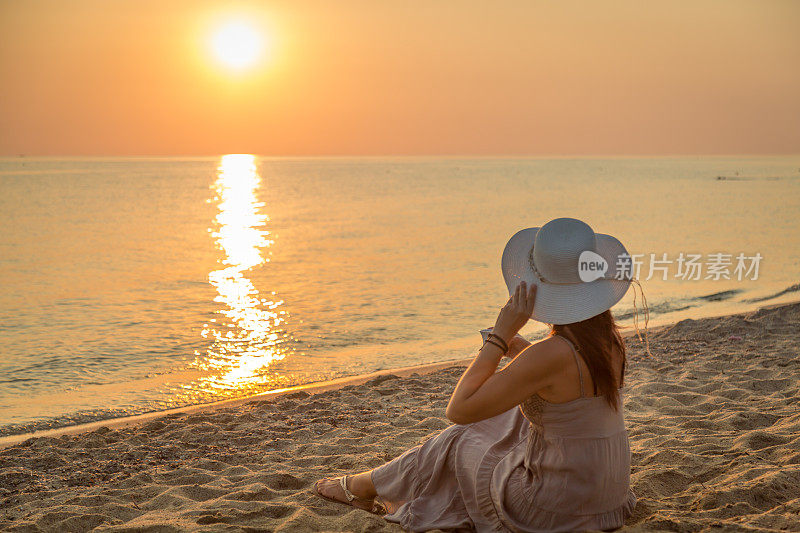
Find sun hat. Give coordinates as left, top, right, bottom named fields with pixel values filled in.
left=501, top=217, right=634, bottom=325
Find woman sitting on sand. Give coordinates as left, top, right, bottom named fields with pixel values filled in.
left=314, top=217, right=641, bottom=532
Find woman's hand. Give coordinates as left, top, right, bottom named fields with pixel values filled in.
left=492, top=281, right=536, bottom=345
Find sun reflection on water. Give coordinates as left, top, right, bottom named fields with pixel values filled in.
left=192, top=154, right=292, bottom=395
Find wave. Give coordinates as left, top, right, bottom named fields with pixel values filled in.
left=614, top=300, right=694, bottom=321
left=743, top=283, right=800, bottom=303
left=696, top=289, right=742, bottom=302
left=615, top=288, right=745, bottom=321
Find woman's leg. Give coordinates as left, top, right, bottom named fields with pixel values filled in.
left=349, top=469, right=377, bottom=499
left=317, top=423, right=467, bottom=512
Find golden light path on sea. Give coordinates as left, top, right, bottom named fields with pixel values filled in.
left=191, top=154, right=288, bottom=394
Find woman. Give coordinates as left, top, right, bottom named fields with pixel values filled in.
left=314, top=217, right=640, bottom=532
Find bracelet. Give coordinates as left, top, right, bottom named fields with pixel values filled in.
left=487, top=333, right=509, bottom=353
left=483, top=337, right=508, bottom=354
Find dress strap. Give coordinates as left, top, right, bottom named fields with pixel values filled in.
left=554, top=334, right=584, bottom=398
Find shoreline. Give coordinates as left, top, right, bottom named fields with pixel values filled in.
left=0, top=358, right=471, bottom=449
left=2, top=298, right=795, bottom=449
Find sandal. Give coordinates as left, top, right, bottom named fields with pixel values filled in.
left=313, top=475, right=387, bottom=515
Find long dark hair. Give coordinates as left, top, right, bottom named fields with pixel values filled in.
left=549, top=309, right=627, bottom=411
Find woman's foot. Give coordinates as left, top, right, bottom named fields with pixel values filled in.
left=313, top=474, right=385, bottom=514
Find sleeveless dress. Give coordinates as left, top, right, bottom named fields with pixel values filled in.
left=370, top=336, right=637, bottom=532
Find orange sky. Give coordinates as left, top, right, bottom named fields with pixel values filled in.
left=1, top=0, right=798, bottom=156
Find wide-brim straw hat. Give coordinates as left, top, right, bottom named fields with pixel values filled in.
left=501, top=217, right=633, bottom=325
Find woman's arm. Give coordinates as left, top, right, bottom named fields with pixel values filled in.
left=445, top=337, right=563, bottom=424
left=445, top=337, right=507, bottom=423
left=446, top=281, right=563, bottom=424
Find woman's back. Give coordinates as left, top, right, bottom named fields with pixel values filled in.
left=536, top=333, right=625, bottom=405
left=510, top=334, right=635, bottom=524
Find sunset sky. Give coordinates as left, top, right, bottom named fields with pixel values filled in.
left=1, top=0, right=798, bottom=156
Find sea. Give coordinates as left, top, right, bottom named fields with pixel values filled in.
left=1, top=155, right=799, bottom=436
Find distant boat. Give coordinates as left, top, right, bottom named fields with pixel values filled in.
left=715, top=175, right=783, bottom=181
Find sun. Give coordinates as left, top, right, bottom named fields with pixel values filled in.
left=210, top=21, right=265, bottom=71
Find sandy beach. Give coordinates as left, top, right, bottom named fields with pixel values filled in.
left=1, top=302, right=799, bottom=532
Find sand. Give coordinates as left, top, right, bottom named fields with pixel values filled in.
left=1, top=302, right=799, bottom=532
